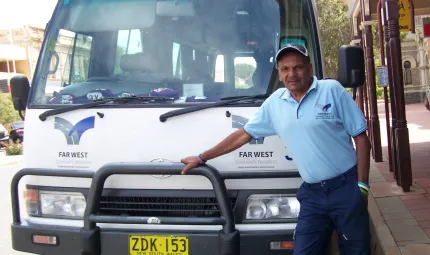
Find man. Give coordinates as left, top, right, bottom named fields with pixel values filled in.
left=181, top=44, right=371, bottom=255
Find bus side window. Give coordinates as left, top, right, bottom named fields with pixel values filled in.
left=61, top=31, right=93, bottom=85
left=214, top=55, right=225, bottom=83
left=234, top=56, right=256, bottom=89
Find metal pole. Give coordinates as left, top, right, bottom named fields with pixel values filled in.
left=360, top=0, right=383, bottom=162
left=385, top=0, right=412, bottom=192
left=377, top=0, right=393, bottom=173
left=9, top=28, right=16, bottom=73
left=24, top=26, right=32, bottom=80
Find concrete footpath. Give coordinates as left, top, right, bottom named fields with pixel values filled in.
left=368, top=103, right=430, bottom=255
left=368, top=161, right=430, bottom=255
left=0, top=151, right=24, bottom=166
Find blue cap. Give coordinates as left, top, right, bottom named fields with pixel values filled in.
left=275, top=44, right=309, bottom=64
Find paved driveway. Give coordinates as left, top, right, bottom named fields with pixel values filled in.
left=0, top=161, right=29, bottom=254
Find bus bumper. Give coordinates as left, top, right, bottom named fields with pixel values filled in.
left=12, top=223, right=294, bottom=255
left=11, top=164, right=300, bottom=255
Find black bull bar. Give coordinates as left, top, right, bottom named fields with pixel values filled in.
left=11, top=162, right=300, bottom=255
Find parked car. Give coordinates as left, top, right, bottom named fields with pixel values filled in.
left=0, top=124, right=8, bottom=148
left=0, top=124, right=8, bottom=139
left=9, top=121, right=24, bottom=143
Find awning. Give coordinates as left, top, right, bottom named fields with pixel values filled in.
left=0, top=44, right=27, bottom=61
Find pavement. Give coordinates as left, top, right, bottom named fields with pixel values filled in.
left=0, top=150, right=24, bottom=166
left=0, top=162, right=29, bottom=254
left=368, top=102, right=430, bottom=255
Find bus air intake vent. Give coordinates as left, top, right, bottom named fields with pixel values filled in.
left=98, top=196, right=237, bottom=217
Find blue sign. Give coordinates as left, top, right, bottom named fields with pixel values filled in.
left=377, top=66, right=389, bottom=87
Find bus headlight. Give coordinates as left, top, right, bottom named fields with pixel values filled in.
left=39, top=191, right=86, bottom=219
left=245, top=194, right=300, bottom=220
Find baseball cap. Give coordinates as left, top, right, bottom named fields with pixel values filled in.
left=275, top=44, right=309, bottom=64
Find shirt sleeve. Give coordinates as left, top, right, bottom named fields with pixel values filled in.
left=336, top=90, right=368, bottom=137
left=243, top=100, right=277, bottom=139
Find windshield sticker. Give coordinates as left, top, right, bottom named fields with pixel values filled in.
left=183, top=84, right=204, bottom=97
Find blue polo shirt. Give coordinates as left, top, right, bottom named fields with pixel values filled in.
left=243, top=76, right=367, bottom=183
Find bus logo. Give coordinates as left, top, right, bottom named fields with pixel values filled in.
left=54, top=116, right=95, bottom=145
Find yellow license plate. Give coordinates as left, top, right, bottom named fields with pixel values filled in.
left=129, top=235, right=189, bottom=255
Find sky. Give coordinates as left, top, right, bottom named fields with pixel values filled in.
left=0, top=0, right=58, bottom=29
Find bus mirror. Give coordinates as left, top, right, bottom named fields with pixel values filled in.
left=337, top=45, right=365, bottom=88
left=10, top=75, right=30, bottom=111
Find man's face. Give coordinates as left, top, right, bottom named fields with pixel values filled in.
left=277, top=51, right=313, bottom=94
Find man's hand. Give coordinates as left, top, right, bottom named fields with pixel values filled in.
left=180, top=129, right=253, bottom=175
left=362, top=193, right=368, bottom=203
left=180, top=156, right=203, bottom=175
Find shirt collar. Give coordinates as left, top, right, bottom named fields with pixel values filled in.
left=279, top=76, right=318, bottom=100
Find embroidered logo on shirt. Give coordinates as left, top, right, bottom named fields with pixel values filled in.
left=315, top=103, right=334, bottom=120
left=316, top=103, right=331, bottom=112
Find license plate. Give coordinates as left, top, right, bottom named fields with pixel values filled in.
left=129, top=235, right=189, bottom=255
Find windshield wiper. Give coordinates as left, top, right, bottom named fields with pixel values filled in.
left=219, top=94, right=269, bottom=101
left=159, top=94, right=269, bottom=122
left=39, top=96, right=175, bottom=121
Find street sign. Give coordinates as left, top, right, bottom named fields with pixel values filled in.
left=377, top=66, right=389, bottom=87
left=398, top=0, right=411, bottom=32
left=423, top=17, right=430, bottom=38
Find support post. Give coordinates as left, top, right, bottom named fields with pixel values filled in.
left=377, top=0, right=393, bottom=173
left=382, top=5, right=399, bottom=181
left=385, top=0, right=412, bottom=192
left=357, top=38, right=365, bottom=114
left=358, top=87, right=364, bottom=113
left=363, top=81, right=370, bottom=134
left=360, top=2, right=383, bottom=162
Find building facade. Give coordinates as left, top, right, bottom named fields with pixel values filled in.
left=0, top=25, right=91, bottom=95
left=344, top=0, right=430, bottom=104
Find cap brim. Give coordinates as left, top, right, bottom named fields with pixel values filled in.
left=275, top=46, right=308, bottom=63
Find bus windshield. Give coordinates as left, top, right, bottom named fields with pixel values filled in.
left=30, top=0, right=321, bottom=106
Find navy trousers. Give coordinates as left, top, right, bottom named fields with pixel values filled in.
left=293, top=165, right=371, bottom=255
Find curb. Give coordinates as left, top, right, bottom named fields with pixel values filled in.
left=0, top=160, right=24, bottom=166
left=0, top=154, right=24, bottom=166
left=368, top=191, right=402, bottom=255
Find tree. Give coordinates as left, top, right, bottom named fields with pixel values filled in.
left=316, top=0, right=351, bottom=79
left=0, top=93, right=21, bottom=125
left=235, top=63, right=255, bottom=80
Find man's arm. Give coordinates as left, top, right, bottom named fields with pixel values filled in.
left=181, top=96, right=277, bottom=174
left=333, top=84, right=371, bottom=198
left=353, top=132, right=371, bottom=184
left=181, top=129, right=252, bottom=174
